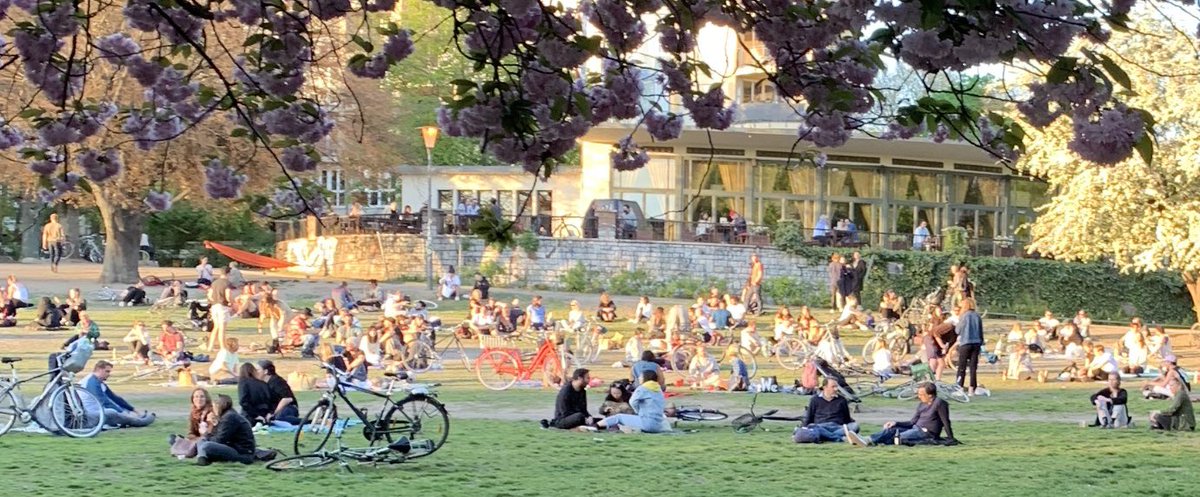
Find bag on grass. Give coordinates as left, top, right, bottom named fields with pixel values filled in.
left=171, top=437, right=198, bottom=458
left=287, top=371, right=314, bottom=391
left=59, top=340, right=95, bottom=373
left=801, top=361, right=819, bottom=390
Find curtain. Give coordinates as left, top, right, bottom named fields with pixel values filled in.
left=718, top=163, right=747, bottom=193
left=789, top=168, right=814, bottom=195
left=759, top=164, right=780, bottom=192
left=849, top=169, right=878, bottom=198
left=649, top=159, right=674, bottom=189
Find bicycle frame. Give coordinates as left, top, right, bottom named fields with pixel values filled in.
left=2, top=363, right=72, bottom=417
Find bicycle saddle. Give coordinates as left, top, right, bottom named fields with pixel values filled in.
left=383, top=371, right=411, bottom=380
left=1, top=357, right=21, bottom=364
left=387, top=437, right=412, bottom=454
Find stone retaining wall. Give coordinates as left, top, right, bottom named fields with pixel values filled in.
left=275, top=234, right=827, bottom=290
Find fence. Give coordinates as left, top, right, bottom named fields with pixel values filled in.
left=275, top=214, right=1034, bottom=258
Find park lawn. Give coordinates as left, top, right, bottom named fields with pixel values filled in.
left=1, top=418, right=1199, bottom=497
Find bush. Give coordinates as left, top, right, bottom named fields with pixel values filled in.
left=941, top=226, right=969, bottom=255
left=772, top=240, right=1193, bottom=324
left=607, top=269, right=657, bottom=296
left=762, top=277, right=826, bottom=307
left=562, top=262, right=599, bottom=293
left=771, top=220, right=807, bottom=252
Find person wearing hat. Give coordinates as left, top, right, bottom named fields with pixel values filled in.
left=1143, top=355, right=1190, bottom=399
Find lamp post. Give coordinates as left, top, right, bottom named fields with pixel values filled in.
left=420, top=126, right=440, bottom=290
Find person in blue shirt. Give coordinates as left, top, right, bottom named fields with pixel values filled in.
left=710, top=301, right=733, bottom=331
left=912, top=221, right=931, bottom=250
left=812, top=214, right=831, bottom=242
left=955, top=298, right=985, bottom=396
left=726, top=345, right=749, bottom=391
left=80, top=360, right=156, bottom=428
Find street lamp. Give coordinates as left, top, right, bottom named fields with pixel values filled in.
left=420, top=126, right=440, bottom=290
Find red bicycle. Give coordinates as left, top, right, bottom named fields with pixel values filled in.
left=474, top=334, right=576, bottom=391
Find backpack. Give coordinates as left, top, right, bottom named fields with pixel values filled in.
left=801, top=361, right=819, bottom=390
left=60, top=340, right=95, bottom=373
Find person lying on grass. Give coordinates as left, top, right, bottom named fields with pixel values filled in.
left=80, top=360, right=156, bottom=428
left=845, top=382, right=956, bottom=446
left=541, top=368, right=600, bottom=431
left=795, top=378, right=858, bottom=443
left=1089, top=374, right=1131, bottom=428
left=596, top=370, right=671, bottom=433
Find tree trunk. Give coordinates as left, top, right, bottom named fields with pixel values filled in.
left=93, top=187, right=145, bottom=284
left=62, top=206, right=81, bottom=258
left=16, top=197, right=41, bottom=260
left=1185, top=272, right=1200, bottom=327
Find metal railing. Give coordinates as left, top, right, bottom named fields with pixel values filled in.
left=274, top=215, right=1035, bottom=258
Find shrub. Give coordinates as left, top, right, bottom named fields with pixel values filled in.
left=941, top=226, right=969, bottom=255
left=607, top=269, right=657, bottom=296
left=762, top=277, right=826, bottom=307
left=562, top=262, right=598, bottom=293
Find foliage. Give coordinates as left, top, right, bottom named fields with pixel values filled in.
left=514, top=232, right=540, bottom=257
left=761, top=277, right=827, bottom=307
left=773, top=241, right=1193, bottom=324
left=1011, top=18, right=1200, bottom=323
left=562, top=262, right=600, bottom=293
left=605, top=269, right=657, bottom=296
left=144, top=201, right=274, bottom=266
left=770, top=221, right=808, bottom=252
left=941, top=226, right=969, bottom=255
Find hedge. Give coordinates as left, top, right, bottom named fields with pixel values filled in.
left=773, top=223, right=1193, bottom=324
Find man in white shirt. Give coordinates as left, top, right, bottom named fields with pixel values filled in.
left=383, top=291, right=407, bottom=319
left=1037, top=310, right=1060, bottom=338
left=1121, top=318, right=1144, bottom=355
left=1085, top=343, right=1119, bottom=381
left=727, top=297, right=748, bottom=328
left=195, top=256, right=214, bottom=286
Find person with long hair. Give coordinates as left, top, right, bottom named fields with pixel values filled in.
left=953, top=298, right=985, bottom=396
left=773, top=305, right=795, bottom=342
left=196, top=394, right=256, bottom=465
left=168, top=388, right=217, bottom=459
left=236, top=362, right=274, bottom=424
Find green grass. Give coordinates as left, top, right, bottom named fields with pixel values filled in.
left=3, top=296, right=1200, bottom=496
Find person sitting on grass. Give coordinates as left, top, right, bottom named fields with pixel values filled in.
left=797, top=378, right=858, bottom=443
left=541, top=368, right=599, bottom=431
left=438, top=266, right=461, bottom=301
left=1089, top=374, right=1130, bottom=428
left=35, top=296, right=64, bottom=330
left=1149, top=380, right=1195, bottom=431
left=630, top=350, right=666, bottom=385
left=633, top=295, right=653, bottom=323
left=597, top=292, right=618, bottom=323
left=469, top=303, right=497, bottom=336
left=58, top=287, right=87, bottom=326
left=1002, top=342, right=1043, bottom=382
left=118, top=281, right=148, bottom=307
left=727, top=296, right=748, bottom=328
left=1083, top=343, right=1119, bottom=381
left=845, top=382, right=956, bottom=446
left=232, top=283, right=259, bottom=319
left=1147, top=325, right=1173, bottom=363
left=709, top=301, right=732, bottom=332
left=168, top=388, right=216, bottom=459
left=1142, top=355, right=1189, bottom=400
left=879, top=290, right=903, bottom=322
left=196, top=394, right=256, bottom=466
left=597, top=370, right=671, bottom=433
left=726, top=344, right=750, bottom=391
left=1038, top=310, right=1061, bottom=339
left=208, top=337, right=241, bottom=385
left=1121, top=331, right=1149, bottom=375
left=356, top=280, right=384, bottom=311
left=688, top=345, right=721, bottom=389
left=772, top=305, right=796, bottom=342
left=600, top=379, right=635, bottom=416
left=237, top=362, right=274, bottom=425
left=158, top=320, right=186, bottom=362
left=80, top=360, right=157, bottom=428
left=647, top=306, right=668, bottom=337
left=123, top=321, right=152, bottom=363
left=524, top=295, right=548, bottom=331
left=157, top=280, right=188, bottom=308
left=560, top=300, right=587, bottom=332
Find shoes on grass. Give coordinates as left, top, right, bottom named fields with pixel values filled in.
left=845, top=426, right=869, bottom=447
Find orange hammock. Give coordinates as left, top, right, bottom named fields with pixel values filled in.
left=204, top=241, right=293, bottom=270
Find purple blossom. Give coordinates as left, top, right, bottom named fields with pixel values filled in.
left=899, top=30, right=955, bottom=71
left=610, top=136, right=649, bottom=171
left=1068, top=105, right=1145, bottom=165
left=280, top=146, right=318, bottom=172
left=383, top=31, right=415, bottom=63
left=580, top=0, right=646, bottom=52
left=309, top=0, right=352, bottom=20
left=0, top=124, right=23, bottom=149
left=38, top=121, right=83, bottom=147
left=881, top=121, right=919, bottom=140
left=537, top=38, right=588, bottom=68
left=228, top=0, right=265, bottom=24
left=144, top=191, right=173, bottom=212
left=644, top=111, right=682, bottom=141
left=932, top=122, right=950, bottom=143
left=1111, top=0, right=1136, bottom=16
left=684, top=88, right=734, bottom=130
left=95, top=34, right=141, bottom=64
left=147, top=68, right=197, bottom=104
left=349, top=54, right=390, bottom=79
left=204, top=159, right=248, bottom=199
left=53, top=172, right=81, bottom=195
left=813, top=152, right=827, bottom=168
left=38, top=1, right=79, bottom=38
left=77, top=148, right=122, bottom=182
left=128, top=58, right=164, bottom=87
left=799, top=112, right=850, bottom=148
left=658, top=25, right=696, bottom=53
left=37, top=188, right=59, bottom=204
left=28, top=158, right=58, bottom=176
left=258, top=104, right=333, bottom=143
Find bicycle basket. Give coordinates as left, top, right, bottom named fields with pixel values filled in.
left=730, top=413, right=760, bottom=433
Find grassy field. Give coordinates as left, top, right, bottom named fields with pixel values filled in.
left=2, top=285, right=1199, bottom=496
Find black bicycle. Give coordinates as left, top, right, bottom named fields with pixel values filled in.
left=730, top=394, right=805, bottom=433
left=293, top=365, right=449, bottom=458
left=672, top=405, right=728, bottom=422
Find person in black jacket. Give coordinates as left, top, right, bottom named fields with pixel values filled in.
left=35, top=297, right=64, bottom=330
left=849, top=251, right=867, bottom=301
left=1090, top=374, right=1130, bottom=428
left=846, top=383, right=956, bottom=446
left=236, top=363, right=274, bottom=424
left=799, top=378, right=858, bottom=443
left=197, top=394, right=256, bottom=465
left=540, top=368, right=598, bottom=430
left=473, top=273, right=491, bottom=301
left=257, top=360, right=301, bottom=425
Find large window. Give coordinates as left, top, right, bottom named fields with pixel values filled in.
left=319, top=169, right=346, bottom=206
left=690, top=160, right=749, bottom=192
left=759, top=161, right=816, bottom=195
left=891, top=171, right=941, bottom=202
left=437, top=190, right=453, bottom=210
left=954, top=175, right=1001, bottom=206
left=739, top=79, right=777, bottom=104
left=614, top=158, right=677, bottom=189
left=1010, top=178, right=1049, bottom=208
left=827, top=167, right=880, bottom=198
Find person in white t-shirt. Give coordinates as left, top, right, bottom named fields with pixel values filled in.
left=1084, top=343, right=1119, bottom=381
left=208, top=337, right=240, bottom=384
left=871, top=347, right=894, bottom=379
left=1037, top=310, right=1060, bottom=339
left=632, top=296, right=653, bottom=323
left=727, top=297, right=748, bottom=328
left=560, top=300, right=586, bottom=332
left=438, top=266, right=461, bottom=301
left=382, top=291, right=407, bottom=319
left=1120, top=319, right=1144, bottom=356
left=195, top=257, right=214, bottom=286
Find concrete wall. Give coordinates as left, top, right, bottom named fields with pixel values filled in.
left=275, top=234, right=827, bottom=290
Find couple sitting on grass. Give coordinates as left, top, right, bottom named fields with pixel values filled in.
left=793, top=380, right=958, bottom=446
left=540, top=368, right=671, bottom=433
left=1085, top=372, right=1194, bottom=431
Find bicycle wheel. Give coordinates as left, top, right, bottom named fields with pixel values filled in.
left=474, top=349, right=519, bottom=391
left=560, top=224, right=581, bottom=238
left=851, top=380, right=881, bottom=398
left=728, top=346, right=758, bottom=379
left=266, top=453, right=337, bottom=471
left=774, top=337, right=808, bottom=370
left=384, top=395, right=450, bottom=459
left=861, top=337, right=882, bottom=364
left=666, top=344, right=695, bottom=372
left=541, top=353, right=566, bottom=388
left=888, top=336, right=910, bottom=358
left=50, top=386, right=104, bottom=438
left=573, top=334, right=599, bottom=365
left=402, top=341, right=438, bottom=373
left=676, top=408, right=728, bottom=421
left=0, top=386, right=18, bottom=437
left=294, top=402, right=338, bottom=455
left=416, top=299, right=438, bottom=310
left=938, top=382, right=971, bottom=403
left=59, top=241, right=74, bottom=259
left=893, top=384, right=918, bottom=401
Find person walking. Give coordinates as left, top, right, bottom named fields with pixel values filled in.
left=42, top=213, right=66, bottom=273
left=849, top=251, right=867, bottom=301
left=745, top=253, right=764, bottom=315
left=954, top=298, right=984, bottom=396
left=827, top=254, right=843, bottom=311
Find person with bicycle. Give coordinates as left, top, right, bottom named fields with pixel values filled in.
left=541, top=368, right=599, bottom=431
left=42, top=213, right=66, bottom=273
left=846, top=382, right=956, bottom=446
left=797, top=378, right=857, bottom=443
left=80, top=360, right=157, bottom=429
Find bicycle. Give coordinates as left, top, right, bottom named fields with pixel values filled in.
left=78, top=234, right=104, bottom=263
left=400, top=327, right=471, bottom=373
left=773, top=336, right=814, bottom=370
left=90, top=286, right=121, bottom=303
left=561, top=320, right=603, bottom=365
left=294, top=367, right=449, bottom=457
left=0, top=356, right=106, bottom=438
left=672, top=405, right=729, bottom=422
left=270, top=418, right=435, bottom=471
left=850, top=363, right=970, bottom=403
left=730, top=394, right=805, bottom=433
left=665, top=332, right=759, bottom=379
left=551, top=220, right=582, bottom=238
left=474, top=331, right=576, bottom=391
left=861, top=322, right=911, bottom=365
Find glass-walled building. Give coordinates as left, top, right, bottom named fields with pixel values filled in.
left=580, top=126, right=1049, bottom=248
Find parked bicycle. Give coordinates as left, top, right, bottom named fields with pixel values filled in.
left=270, top=419, right=434, bottom=471
left=861, top=321, right=911, bottom=365
left=0, top=356, right=105, bottom=438
left=665, top=332, right=759, bottom=379
left=730, top=394, right=805, bottom=433
left=400, top=327, right=470, bottom=373
left=671, top=404, right=729, bottom=422
left=474, top=331, right=575, bottom=391
left=849, top=363, right=970, bottom=403
left=294, top=367, right=449, bottom=457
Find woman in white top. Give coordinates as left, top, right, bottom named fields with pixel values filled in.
left=359, top=328, right=384, bottom=367
left=123, top=321, right=152, bottom=362
left=633, top=296, right=653, bottom=323
left=687, top=346, right=720, bottom=388
left=561, top=300, right=586, bottom=331
left=1147, top=325, right=1173, bottom=362
left=438, top=266, right=461, bottom=301
left=773, top=306, right=796, bottom=342
left=208, top=337, right=240, bottom=384
left=1122, top=332, right=1149, bottom=375
left=1073, top=310, right=1092, bottom=338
